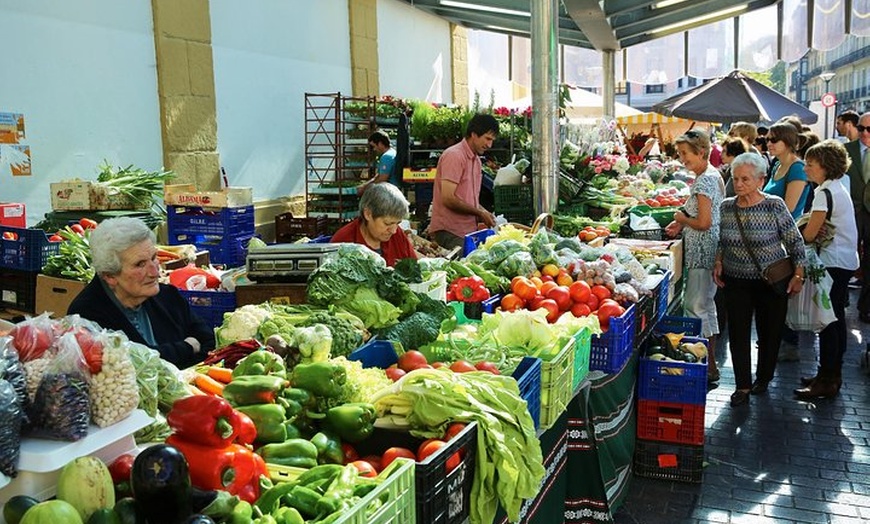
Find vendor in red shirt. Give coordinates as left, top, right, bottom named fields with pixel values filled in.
left=330, top=182, right=417, bottom=267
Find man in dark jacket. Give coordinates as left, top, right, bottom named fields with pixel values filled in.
left=846, top=112, right=870, bottom=321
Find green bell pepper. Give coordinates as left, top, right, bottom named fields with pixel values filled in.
left=256, top=438, right=319, bottom=468
left=222, top=375, right=289, bottom=407
left=310, top=432, right=345, bottom=465
left=274, top=506, right=304, bottom=524
left=232, top=349, right=287, bottom=378
left=284, top=485, right=322, bottom=518
left=252, top=516, right=278, bottom=524
left=235, top=404, right=287, bottom=443
left=316, top=464, right=359, bottom=515
left=295, top=464, right=343, bottom=488
left=230, top=500, right=254, bottom=524
left=280, top=387, right=314, bottom=418
left=290, top=362, right=347, bottom=398
left=323, top=403, right=376, bottom=443
left=254, top=480, right=298, bottom=515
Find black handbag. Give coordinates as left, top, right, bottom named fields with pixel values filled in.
left=733, top=202, right=794, bottom=297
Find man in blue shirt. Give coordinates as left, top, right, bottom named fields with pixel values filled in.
left=357, top=130, right=398, bottom=194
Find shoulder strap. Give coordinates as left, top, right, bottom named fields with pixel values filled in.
left=823, top=187, right=833, bottom=221
left=732, top=204, right=764, bottom=274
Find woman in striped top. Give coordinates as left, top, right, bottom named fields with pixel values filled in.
left=713, top=153, right=807, bottom=407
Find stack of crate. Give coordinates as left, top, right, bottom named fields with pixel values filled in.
left=633, top=316, right=707, bottom=483
left=1, top=225, right=59, bottom=314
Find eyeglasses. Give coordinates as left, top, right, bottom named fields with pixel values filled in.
left=858, top=125, right=870, bottom=133
left=766, top=137, right=781, bottom=143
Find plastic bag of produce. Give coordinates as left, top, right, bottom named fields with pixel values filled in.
left=0, top=379, right=23, bottom=477
left=529, top=229, right=558, bottom=266
left=464, top=247, right=493, bottom=267
left=488, top=239, right=526, bottom=266
left=88, top=332, right=139, bottom=427
left=7, top=312, right=60, bottom=362
left=27, top=331, right=91, bottom=441
left=497, top=251, right=536, bottom=279
left=0, top=337, right=28, bottom=414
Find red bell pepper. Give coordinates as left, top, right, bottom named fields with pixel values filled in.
left=166, top=435, right=267, bottom=504
left=167, top=395, right=256, bottom=447
left=450, top=276, right=490, bottom=302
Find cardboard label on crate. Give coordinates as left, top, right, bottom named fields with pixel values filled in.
left=0, top=203, right=26, bottom=228
left=657, top=454, right=678, bottom=468
left=402, top=167, right=437, bottom=182
left=50, top=181, right=143, bottom=211
left=164, top=184, right=253, bottom=208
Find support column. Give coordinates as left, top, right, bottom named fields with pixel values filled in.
left=602, top=50, right=616, bottom=118
left=530, top=0, right=560, bottom=214
left=348, top=0, right=379, bottom=97
left=451, top=24, right=469, bottom=107
left=151, top=0, right=221, bottom=190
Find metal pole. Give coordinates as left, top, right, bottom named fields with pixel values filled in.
left=824, top=77, right=831, bottom=139
left=530, top=0, right=559, bottom=215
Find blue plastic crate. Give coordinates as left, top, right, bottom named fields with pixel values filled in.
left=462, top=229, right=495, bottom=256
left=638, top=336, right=708, bottom=405
left=309, top=234, right=332, bottom=244
left=179, top=289, right=236, bottom=329
left=655, top=271, right=672, bottom=323
left=512, top=356, right=541, bottom=430
left=590, top=302, right=636, bottom=374
left=348, top=338, right=400, bottom=368
left=655, top=315, right=702, bottom=337
left=0, top=225, right=61, bottom=271
left=168, top=205, right=255, bottom=237
left=169, top=232, right=253, bottom=267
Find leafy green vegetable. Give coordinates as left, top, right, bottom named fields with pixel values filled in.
left=341, top=288, right=402, bottom=329
left=300, top=312, right=365, bottom=358
left=374, top=311, right=443, bottom=351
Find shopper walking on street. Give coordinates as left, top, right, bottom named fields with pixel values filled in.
left=427, top=113, right=499, bottom=250
left=794, top=140, right=859, bottom=399
left=665, top=130, right=725, bottom=383
left=714, top=153, right=807, bottom=407
left=845, top=112, right=870, bottom=322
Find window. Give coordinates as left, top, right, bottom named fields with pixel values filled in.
left=645, top=84, right=664, bottom=94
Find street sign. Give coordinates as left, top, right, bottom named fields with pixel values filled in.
left=821, top=92, right=837, bottom=108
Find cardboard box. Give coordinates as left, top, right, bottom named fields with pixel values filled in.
left=0, top=203, right=26, bottom=228
left=50, top=181, right=143, bottom=211
left=164, top=184, right=253, bottom=208
left=35, top=275, right=87, bottom=317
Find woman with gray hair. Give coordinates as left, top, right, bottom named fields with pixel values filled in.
left=714, top=153, right=807, bottom=407
left=330, top=182, right=417, bottom=266
left=68, top=217, right=214, bottom=368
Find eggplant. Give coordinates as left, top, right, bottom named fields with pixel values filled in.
left=131, top=444, right=192, bottom=524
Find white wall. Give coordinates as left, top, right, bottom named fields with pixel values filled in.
left=378, top=0, right=452, bottom=103
left=0, top=1, right=162, bottom=225
left=210, top=0, right=352, bottom=202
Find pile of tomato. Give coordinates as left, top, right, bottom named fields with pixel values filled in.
left=578, top=225, right=612, bottom=243
left=384, top=349, right=499, bottom=382
left=500, top=273, right=626, bottom=330
left=643, top=187, right=686, bottom=208
left=344, top=422, right=466, bottom=477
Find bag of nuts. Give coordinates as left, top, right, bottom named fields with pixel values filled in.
left=87, top=330, right=139, bottom=428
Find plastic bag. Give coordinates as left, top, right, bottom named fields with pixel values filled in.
left=27, top=331, right=91, bottom=441
left=88, top=332, right=139, bottom=427
left=487, top=239, right=526, bottom=266
left=7, top=312, right=60, bottom=362
left=0, top=337, right=28, bottom=414
left=786, top=269, right=837, bottom=333
left=497, top=251, right=536, bottom=279
left=529, top=229, right=558, bottom=267
left=0, top=379, right=23, bottom=477
left=128, top=342, right=172, bottom=444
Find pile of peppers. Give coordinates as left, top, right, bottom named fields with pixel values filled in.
left=165, top=395, right=267, bottom=504
left=447, top=275, right=491, bottom=302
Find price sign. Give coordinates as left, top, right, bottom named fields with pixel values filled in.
left=821, top=92, right=837, bottom=108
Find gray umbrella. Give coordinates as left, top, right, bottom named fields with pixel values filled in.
left=652, top=70, right=818, bottom=125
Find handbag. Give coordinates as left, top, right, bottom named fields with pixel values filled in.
left=733, top=201, right=794, bottom=297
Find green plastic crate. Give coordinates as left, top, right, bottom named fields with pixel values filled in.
left=571, top=327, right=592, bottom=391
left=539, top=336, right=575, bottom=429
left=336, top=458, right=416, bottom=524
left=627, top=204, right=680, bottom=227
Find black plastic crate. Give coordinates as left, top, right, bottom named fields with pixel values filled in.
left=275, top=213, right=328, bottom=242
left=0, top=268, right=38, bottom=313
left=619, top=224, right=663, bottom=241
left=494, top=185, right=534, bottom=224
left=634, top=439, right=704, bottom=483
left=354, top=421, right=478, bottom=524
left=1, top=225, right=60, bottom=271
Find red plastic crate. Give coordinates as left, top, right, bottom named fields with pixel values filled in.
left=636, top=399, right=705, bottom=445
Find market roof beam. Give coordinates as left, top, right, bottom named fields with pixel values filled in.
left=562, top=0, right=620, bottom=51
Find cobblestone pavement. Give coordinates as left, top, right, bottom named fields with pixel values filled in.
left=613, top=289, right=870, bottom=524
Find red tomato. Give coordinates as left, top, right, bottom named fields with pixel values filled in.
left=446, top=451, right=461, bottom=473
left=350, top=460, right=378, bottom=477
left=474, top=361, right=500, bottom=375
left=385, top=367, right=406, bottom=382
left=540, top=275, right=555, bottom=283
left=511, top=277, right=539, bottom=301
left=397, top=350, right=428, bottom=372
left=107, top=454, right=135, bottom=484
left=70, top=223, right=85, bottom=235
left=431, top=361, right=448, bottom=369
left=647, top=199, right=661, bottom=208
left=527, top=295, right=545, bottom=311
left=417, top=439, right=448, bottom=462
left=449, top=360, right=477, bottom=373
left=546, top=286, right=573, bottom=311
left=540, top=281, right=558, bottom=296
left=2, top=231, right=17, bottom=241
left=597, top=300, right=625, bottom=331
left=79, top=218, right=98, bottom=230
left=537, top=298, right=560, bottom=323
left=570, top=302, right=592, bottom=318
left=444, top=423, right=467, bottom=440
left=500, top=293, right=525, bottom=312
left=586, top=293, right=600, bottom=311
left=569, top=281, right=592, bottom=303
left=341, top=443, right=359, bottom=464
left=361, top=455, right=383, bottom=472
left=381, top=447, right=416, bottom=469
left=591, top=285, right=612, bottom=301
left=48, top=234, right=63, bottom=242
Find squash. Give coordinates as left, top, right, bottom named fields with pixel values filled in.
left=20, top=500, right=83, bottom=524
left=57, top=456, right=115, bottom=521
left=3, top=495, right=39, bottom=524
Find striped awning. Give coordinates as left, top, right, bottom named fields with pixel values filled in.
left=615, top=112, right=695, bottom=125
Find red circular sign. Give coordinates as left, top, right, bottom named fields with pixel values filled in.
left=821, top=92, right=837, bottom=108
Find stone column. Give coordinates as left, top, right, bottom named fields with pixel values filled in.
left=451, top=24, right=469, bottom=106
left=348, top=0, right=379, bottom=97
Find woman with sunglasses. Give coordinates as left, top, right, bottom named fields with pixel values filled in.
left=764, top=122, right=812, bottom=219
left=665, top=129, right=725, bottom=383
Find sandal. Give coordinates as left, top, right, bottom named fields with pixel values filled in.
left=730, top=390, right=750, bottom=407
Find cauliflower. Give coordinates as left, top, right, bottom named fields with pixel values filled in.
left=215, top=304, right=272, bottom=346
left=292, top=324, right=332, bottom=363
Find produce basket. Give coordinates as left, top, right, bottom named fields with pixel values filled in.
left=633, top=293, right=656, bottom=348
left=409, top=271, right=448, bottom=301
left=349, top=338, right=400, bottom=368
left=634, top=439, right=704, bottom=483
left=168, top=233, right=253, bottom=268
left=589, top=303, right=636, bottom=374
left=0, top=225, right=60, bottom=271
left=275, top=212, right=329, bottom=242
left=638, top=336, right=708, bottom=405
left=355, top=422, right=478, bottom=524
left=571, top=327, right=592, bottom=391
left=636, top=399, right=705, bottom=446
left=655, top=271, right=672, bottom=324
left=179, top=289, right=236, bottom=330
left=627, top=204, right=680, bottom=227
left=539, top=336, right=575, bottom=429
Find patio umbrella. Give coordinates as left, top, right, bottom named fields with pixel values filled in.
left=652, top=70, right=818, bottom=125
left=507, top=86, right=641, bottom=119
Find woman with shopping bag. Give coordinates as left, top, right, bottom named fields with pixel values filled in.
left=794, top=140, right=859, bottom=399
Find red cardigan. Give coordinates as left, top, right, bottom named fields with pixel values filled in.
left=330, top=218, right=416, bottom=267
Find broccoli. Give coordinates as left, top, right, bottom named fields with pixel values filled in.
left=301, top=312, right=364, bottom=357
left=375, top=312, right=443, bottom=351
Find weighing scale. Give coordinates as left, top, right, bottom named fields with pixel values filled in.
left=246, top=243, right=340, bottom=282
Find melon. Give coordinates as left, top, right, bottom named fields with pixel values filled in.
left=57, top=456, right=116, bottom=521
left=20, top=500, right=83, bottom=524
